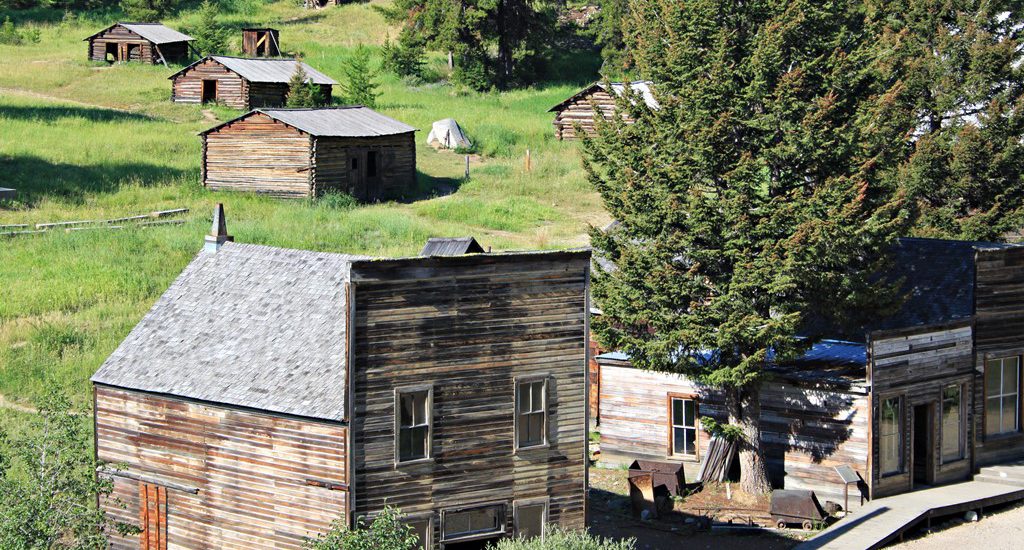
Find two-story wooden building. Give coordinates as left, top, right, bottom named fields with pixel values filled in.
left=595, top=237, right=1024, bottom=505
left=91, top=208, right=590, bottom=549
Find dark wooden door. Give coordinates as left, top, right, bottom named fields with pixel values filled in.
left=913, top=404, right=934, bottom=487
left=349, top=150, right=367, bottom=200
left=139, top=482, right=167, bottom=550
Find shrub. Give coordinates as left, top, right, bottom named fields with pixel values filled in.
left=305, top=506, right=420, bottom=550
left=0, top=17, right=40, bottom=46
left=487, top=527, right=636, bottom=550
left=316, top=191, right=358, bottom=210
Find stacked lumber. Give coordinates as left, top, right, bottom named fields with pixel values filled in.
left=697, top=436, right=737, bottom=483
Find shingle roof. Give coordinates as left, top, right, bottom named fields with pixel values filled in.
left=548, top=80, right=659, bottom=112
left=84, top=23, right=194, bottom=44
left=421, top=237, right=485, bottom=256
left=209, top=56, right=336, bottom=85
left=202, top=107, right=416, bottom=138
left=91, top=242, right=366, bottom=421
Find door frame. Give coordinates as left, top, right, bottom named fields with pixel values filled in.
left=912, top=402, right=936, bottom=488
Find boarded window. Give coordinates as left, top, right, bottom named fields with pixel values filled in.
left=670, top=396, right=697, bottom=456
left=398, top=389, right=431, bottom=462
left=516, top=379, right=547, bottom=448
left=442, top=504, right=505, bottom=542
left=880, top=397, right=902, bottom=475
left=139, top=482, right=167, bottom=550
left=941, top=384, right=964, bottom=462
left=407, top=517, right=431, bottom=549
left=986, top=357, right=1020, bottom=436
left=514, top=502, right=546, bottom=540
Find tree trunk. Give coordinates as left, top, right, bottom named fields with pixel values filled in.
left=727, top=386, right=772, bottom=495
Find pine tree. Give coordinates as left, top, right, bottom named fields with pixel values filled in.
left=585, top=0, right=913, bottom=494
left=338, top=45, right=382, bottom=108
left=190, top=0, right=229, bottom=56
left=592, top=0, right=630, bottom=75
left=286, top=60, right=323, bottom=108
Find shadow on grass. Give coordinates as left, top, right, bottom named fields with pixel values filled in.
left=0, top=154, right=191, bottom=206
left=394, top=169, right=464, bottom=203
left=0, top=104, right=157, bottom=124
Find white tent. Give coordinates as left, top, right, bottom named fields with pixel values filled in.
left=426, top=118, right=472, bottom=149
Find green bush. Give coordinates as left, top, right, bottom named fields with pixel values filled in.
left=487, top=527, right=636, bottom=550
left=0, top=17, right=41, bottom=46
left=305, top=506, right=419, bottom=550
left=316, top=191, right=358, bottom=211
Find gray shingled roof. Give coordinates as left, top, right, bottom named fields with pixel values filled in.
left=255, top=107, right=416, bottom=137
left=91, top=242, right=366, bottom=421
left=211, top=56, right=336, bottom=85
left=119, top=23, right=194, bottom=44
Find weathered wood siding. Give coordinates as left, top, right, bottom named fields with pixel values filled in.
left=171, top=59, right=248, bottom=109
left=88, top=25, right=188, bottom=64
left=552, top=89, right=633, bottom=140
left=242, top=29, right=280, bottom=57
left=312, top=133, right=416, bottom=200
left=599, top=363, right=870, bottom=503
left=975, top=247, right=1024, bottom=466
left=348, top=253, right=590, bottom=548
left=868, top=322, right=974, bottom=498
left=202, top=112, right=313, bottom=198
left=95, top=385, right=348, bottom=550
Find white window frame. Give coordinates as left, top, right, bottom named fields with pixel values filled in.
left=513, top=498, right=548, bottom=541
left=940, top=383, right=965, bottom=463
left=985, top=356, right=1021, bottom=436
left=515, top=375, right=549, bottom=451
left=879, top=395, right=903, bottom=476
left=395, top=385, right=433, bottom=465
left=669, top=394, right=698, bottom=458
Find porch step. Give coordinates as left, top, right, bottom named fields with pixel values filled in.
left=976, top=464, right=1024, bottom=487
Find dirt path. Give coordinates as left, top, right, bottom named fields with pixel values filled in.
left=892, top=501, right=1024, bottom=549
left=0, top=86, right=128, bottom=113
left=201, top=109, right=218, bottom=123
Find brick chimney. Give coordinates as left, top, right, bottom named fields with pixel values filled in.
left=204, top=203, right=233, bottom=253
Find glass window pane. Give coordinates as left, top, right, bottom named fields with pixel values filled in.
left=401, top=394, right=413, bottom=427
left=518, top=384, right=530, bottom=413
left=414, top=392, right=427, bottom=426
left=516, top=504, right=544, bottom=540
left=673, top=427, right=687, bottom=454
left=986, top=360, right=1002, bottom=396
left=529, top=414, right=544, bottom=445
left=1002, top=398, right=1018, bottom=433
left=409, top=519, right=430, bottom=550
left=532, top=382, right=544, bottom=412
left=444, top=512, right=470, bottom=537
left=986, top=397, right=1002, bottom=434
left=400, top=428, right=411, bottom=460
left=672, top=399, right=684, bottom=426
left=684, top=427, right=696, bottom=454
left=1004, top=361, right=1019, bottom=397
left=684, top=400, right=696, bottom=428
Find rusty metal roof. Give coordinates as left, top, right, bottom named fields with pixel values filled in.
left=208, top=56, right=336, bottom=85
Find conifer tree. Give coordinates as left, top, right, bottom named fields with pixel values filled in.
left=190, top=0, right=229, bottom=56
left=585, top=0, right=913, bottom=494
left=286, top=60, right=323, bottom=108
left=338, top=45, right=381, bottom=108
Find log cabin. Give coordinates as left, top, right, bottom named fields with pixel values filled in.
left=548, top=81, right=657, bottom=140
left=199, top=107, right=417, bottom=200
left=169, top=56, right=335, bottom=110
left=595, top=237, right=1024, bottom=505
left=242, top=28, right=280, bottom=57
left=91, top=208, right=591, bottom=549
left=85, top=23, right=194, bottom=65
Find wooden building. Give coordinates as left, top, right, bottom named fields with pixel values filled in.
left=85, top=22, right=194, bottom=65
left=242, top=28, right=280, bottom=57
left=91, top=210, right=591, bottom=549
left=596, top=237, right=1024, bottom=504
left=200, top=107, right=417, bottom=200
left=548, top=81, right=657, bottom=140
left=169, top=56, right=335, bottom=110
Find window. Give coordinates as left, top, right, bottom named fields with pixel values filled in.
left=367, top=151, right=379, bottom=177
left=441, top=504, right=505, bottom=542
left=397, top=388, right=431, bottom=463
left=406, top=516, right=432, bottom=550
left=986, top=357, right=1020, bottom=436
left=516, top=379, right=547, bottom=449
left=941, top=384, right=964, bottom=462
left=880, top=396, right=902, bottom=475
left=670, top=396, right=697, bottom=456
left=351, top=157, right=359, bottom=170
left=514, top=501, right=546, bottom=540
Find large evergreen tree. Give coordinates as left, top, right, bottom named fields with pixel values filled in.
left=584, top=0, right=914, bottom=493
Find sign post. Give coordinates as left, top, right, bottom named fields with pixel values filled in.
left=834, top=465, right=861, bottom=516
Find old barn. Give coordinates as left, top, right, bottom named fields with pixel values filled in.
left=242, top=28, right=280, bottom=57
left=548, top=81, right=657, bottom=140
left=595, top=237, right=1024, bottom=505
left=200, top=107, right=417, bottom=200
left=85, top=22, right=194, bottom=65
left=91, top=210, right=590, bottom=549
left=170, top=56, right=335, bottom=109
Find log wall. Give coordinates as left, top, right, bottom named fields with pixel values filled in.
left=974, top=247, right=1024, bottom=466
left=312, top=133, right=416, bottom=200
left=598, top=362, right=870, bottom=504
left=95, top=385, right=348, bottom=550
left=348, top=253, right=590, bottom=548
left=868, top=322, right=974, bottom=498
left=203, top=112, right=313, bottom=198
left=552, top=89, right=634, bottom=140
left=171, top=59, right=248, bottom=109
left=88, top=25, right=189, bottom=64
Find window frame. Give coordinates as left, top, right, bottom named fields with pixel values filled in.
left=514, top=375, right=549, bottom=451
left=984, top=356, right=1021, bottom=438
left=879, top=395, right=904, bottom=476
left=440, top=502, right=507, bottom=543
left=394, top=385, right=433, bottom=466
left=667, top=393, right=699, bottom=459
left=404, top=512, right=433, bottom=550
left=940, top=383, right=966, bottom=464
left=513, top=498, right=548, bottom=541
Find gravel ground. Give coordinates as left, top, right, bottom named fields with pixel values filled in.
left=892, top=501, right=1024, bottom=549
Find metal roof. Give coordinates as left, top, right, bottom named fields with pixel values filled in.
left=84, top=22, right=194, bottom=44
left=202, top=107, right=415, bottom=138
left=421, top=237, right=485, bottom=257
left=209, top=56, right=336, bottom=85
left=548, top=80, right=659, bottom=112
left=91, top=242, right=366, bottom=421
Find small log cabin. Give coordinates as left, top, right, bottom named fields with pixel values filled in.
left=200, top=107, right=417, bottom=200
left=596, top=237, right=1024, bottom=505
left=548, top=81, right=657, bottom=140
left=91, top=210, right=591, bottom=549
left=242, top=28, right=280, bottom=57
left=169, top=56, right=335, bottom=110
left=85, top=22, right=194, bottom=65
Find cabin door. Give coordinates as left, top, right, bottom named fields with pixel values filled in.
left=105, top=42, right=118, bottom=62
left=202, top=80, right=217, bottom=104
left=138, top=482, right=167, bottom=550
left=348, top=150, right=367, bottom=200
left=912, top=403, right=935, bottom=487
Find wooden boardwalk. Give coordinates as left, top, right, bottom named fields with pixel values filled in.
left=796, top=480, right=1024, bottom=550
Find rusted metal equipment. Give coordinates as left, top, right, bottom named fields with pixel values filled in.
left=627, top=460, right=685, bottom=519
left=770, top=489, right=828, bottom=530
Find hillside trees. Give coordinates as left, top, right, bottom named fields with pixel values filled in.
left=189, top=0, right=229, bottom=56
left=286, top=60, right=324, bottom=107
left=584, top=0, right=914, bottom=494
left=592, top=0, right=629, bottom=75
left=120, top=0, right=179, bottom=21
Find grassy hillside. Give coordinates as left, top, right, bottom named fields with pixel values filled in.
left=0, top=0, right=608, bottom=409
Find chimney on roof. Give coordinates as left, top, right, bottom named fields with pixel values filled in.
left=204, top=203, right=234, bottom=253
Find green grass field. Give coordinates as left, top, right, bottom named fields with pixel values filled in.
left=0, top=1, right=608, bottom=410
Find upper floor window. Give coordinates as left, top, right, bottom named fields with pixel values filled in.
left=880, top=396, right=903, bottom=475
left=670, top=396, right=697, bottom=456
left=397, top=388, right=431, bottom=463
left=516, top=378, right=547, bottom=449
left=986, top=356, right=1021, bottom=436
